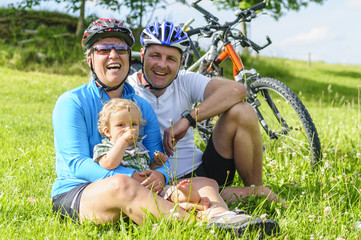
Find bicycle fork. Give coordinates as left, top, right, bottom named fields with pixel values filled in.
left=245, top=82, right=290, bottom=140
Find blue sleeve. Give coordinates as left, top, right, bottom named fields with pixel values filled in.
left=136, top=96, right=170, bottom=184
left=53, top=93, right=136, bottom=183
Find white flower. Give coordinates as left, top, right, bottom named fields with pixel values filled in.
left=324, top=206, right=331, bottom=216
left=260, top=214, right=267, bottom=220
left=172, top=212, right=180, bottom=219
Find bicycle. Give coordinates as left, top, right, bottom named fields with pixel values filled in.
left=181, top=0, right=321, bottom=167
left=129, top=0, right=321, bottom=167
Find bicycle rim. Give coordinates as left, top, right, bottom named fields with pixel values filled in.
left=249, top=77, right=321, bottom=167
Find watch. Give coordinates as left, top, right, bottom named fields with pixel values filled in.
left=181, top=110, right=196, bottom=128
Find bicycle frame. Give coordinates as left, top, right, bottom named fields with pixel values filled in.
left=210, top=42, right=244, bottom=79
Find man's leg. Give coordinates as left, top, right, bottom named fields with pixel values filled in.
left=208, top=102, right=284, bottom=203
left=212, top=102, right=263, bottom=186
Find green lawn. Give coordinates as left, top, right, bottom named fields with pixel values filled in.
left=0, top=60, right=360, bottom=239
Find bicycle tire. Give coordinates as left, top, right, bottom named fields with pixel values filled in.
left=248, top=77, right=321, bottom=166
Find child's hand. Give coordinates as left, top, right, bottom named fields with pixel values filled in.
left=153, top=151, right=168, bottom=166
left=116, top=128, right=136, bottom=145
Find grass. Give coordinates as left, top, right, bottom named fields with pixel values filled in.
left=0, top=59, right=361, bottom=239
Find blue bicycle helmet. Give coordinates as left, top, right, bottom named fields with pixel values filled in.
left=140, top=21, right=190, bottom=53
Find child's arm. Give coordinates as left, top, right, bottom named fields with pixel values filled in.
left=98, top=128, right=136, bottom=170
left=150, top=151, right=168, bottom=170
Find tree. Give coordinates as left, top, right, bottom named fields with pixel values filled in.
left=11, top=0, right=186, bottom=37
left=214, top=0, right=325, bottom=20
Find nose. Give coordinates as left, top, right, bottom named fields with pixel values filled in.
left=109, top=48, right=119, bottom=58
left=156, top=56, right=167, bottom=68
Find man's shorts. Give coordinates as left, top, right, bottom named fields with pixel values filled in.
left=52, top=183, right=90, bottom=221
left=181, top=135, right=236, bottom=189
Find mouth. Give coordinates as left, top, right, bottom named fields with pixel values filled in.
left=107, top=63, right=121, bottom=70
left=153, top=71, right=167, bottom=76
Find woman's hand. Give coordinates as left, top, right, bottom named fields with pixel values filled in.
left=139, top=170, right=165, bottom=194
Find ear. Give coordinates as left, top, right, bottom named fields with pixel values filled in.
left=103, top=127, right=111, bottom=139
left=140, top=48, right=145, bottom=62
left=180, top=55, right=185, bottom=65
left=87, top=56, right=92, bottom=68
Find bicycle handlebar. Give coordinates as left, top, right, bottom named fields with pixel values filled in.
left=186, top=0, right=270, bottom=52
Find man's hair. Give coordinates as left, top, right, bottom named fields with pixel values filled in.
left=98, top=98, right=146, bottom=136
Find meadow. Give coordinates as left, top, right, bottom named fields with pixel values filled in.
left=0, top=57, right=360, bottom=239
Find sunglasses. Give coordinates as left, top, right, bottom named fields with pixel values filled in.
left=91, top=43, right=129, bottom=55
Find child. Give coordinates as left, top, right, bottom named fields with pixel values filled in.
left=94, top=98, right=209, bottom=211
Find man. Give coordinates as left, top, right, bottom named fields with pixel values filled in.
left=128, top=21, right=282, bottom=204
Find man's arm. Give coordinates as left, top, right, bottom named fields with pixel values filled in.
left=163, top=77, right=247, bottom=156
left=189, top=77, right=247, bottom=121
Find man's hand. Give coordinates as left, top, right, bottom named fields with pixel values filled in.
left=139, top=170, right=165, bottom=194
left=163, top=118, right=190, bottom=156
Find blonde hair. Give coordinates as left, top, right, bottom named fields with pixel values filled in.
left=98, top=98, right=146, bottom=136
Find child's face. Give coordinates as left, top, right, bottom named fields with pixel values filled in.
left=105, top=107, right=141, bottom=144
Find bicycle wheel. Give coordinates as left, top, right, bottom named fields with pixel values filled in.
left=248, top=77, right=321, bottom=166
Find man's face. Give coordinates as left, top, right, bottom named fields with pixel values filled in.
left=89, top=37, right=130, bottom=88
left=142, top=44, right=182, bottom=89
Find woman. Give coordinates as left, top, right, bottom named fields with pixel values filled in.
left=51, top=18, right=278, bottom=237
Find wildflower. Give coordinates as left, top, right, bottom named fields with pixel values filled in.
left=308, top=215, right=315, bottom=222
left=210, top=229, right=215, bottom=234
left=277, top=147, right=282, bottom=153
left=319, top=236, right=324, bottom=239
left=324, top=206, right=331, bottom=216
left=296, top=211, right=301, bottom=214
left=152, top=223, right=158, bottom=231
left=336, top=237, right=345, bottom=240
left=172, top=212, right=180, bottom=219
left=310, top=234, right=314, bottom=239
left=260, top=214, right=267, bottom=220
left=292, top=152, right=297, bottom=157
left=357, top=152, right=361, bottom=158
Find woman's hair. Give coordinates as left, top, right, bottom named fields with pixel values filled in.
left=98, top=98, right=146, bottom=136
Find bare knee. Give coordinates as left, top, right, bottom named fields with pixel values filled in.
left=224, top=102, right=258, bottom=125
left=107, top=175, right=138, bottom=201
